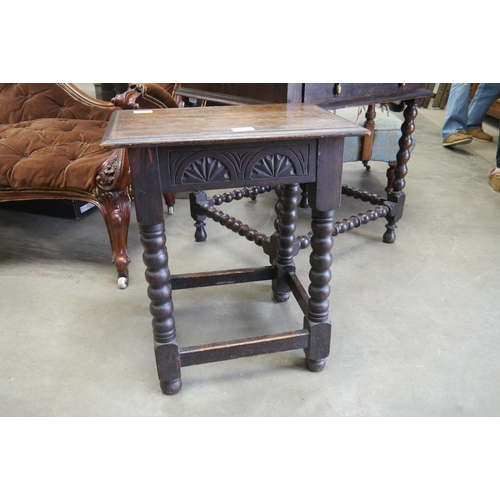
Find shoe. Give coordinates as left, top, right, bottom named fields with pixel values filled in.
left=443, top=130, right=473, bottom=147
left=488, top=167, right=500, bottom=191
left=466, top=127, right=493, bottom=141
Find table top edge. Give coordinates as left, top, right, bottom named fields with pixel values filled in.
left=101, top=104, right=370, bottom=149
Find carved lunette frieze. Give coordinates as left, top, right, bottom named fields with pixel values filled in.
left=159, top=141, right=315, bottom=190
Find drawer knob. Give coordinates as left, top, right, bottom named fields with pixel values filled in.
left=334, top=83, right=342, bottom=96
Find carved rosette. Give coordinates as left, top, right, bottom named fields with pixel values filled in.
left=251, top=153, right=296, bottom=179
left=181, top=156, right=230, bottom=184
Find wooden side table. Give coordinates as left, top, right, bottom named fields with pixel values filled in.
left=102, top=104, right=368, bottom=394
left=176, top=83, right=432, bottom=244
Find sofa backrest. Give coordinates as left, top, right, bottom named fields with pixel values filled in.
left=0, top=83, right=117, bottom=124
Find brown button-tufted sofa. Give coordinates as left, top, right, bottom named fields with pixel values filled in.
left=0, top=83, right=177, bottom=288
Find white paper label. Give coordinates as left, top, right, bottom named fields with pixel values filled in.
left=133, top=109, right=153, bottom=114
left=231, top=127, right=255, bottom=132
left=80, top=202, right=94, bottom=213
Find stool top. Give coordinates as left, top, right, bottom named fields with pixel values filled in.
left=101, top=104, right=369, bottom=149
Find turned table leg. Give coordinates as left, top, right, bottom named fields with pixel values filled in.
left=128, top=148, right=182, bottom=395
left=383, top=99, right=417, bottom=244
left=304, top=208, right=334, bottom=371
left=272, top=183, right=300, bottom=302
left=189, top=190, right=208, bottom=242
left=301, top=136, right=343, bottom=371
left=140, top=222, right=181, bottom=394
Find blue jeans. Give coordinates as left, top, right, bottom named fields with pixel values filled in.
left=468, top=83, right=500, bottom=129
left=497, top=136, right=500, bottom=169
left=442, top=83, right=500, bottom=139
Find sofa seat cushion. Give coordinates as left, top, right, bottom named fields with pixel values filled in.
left=0, top=83, right=116, bottom=124
left=0, top=118, right=114, bottom=193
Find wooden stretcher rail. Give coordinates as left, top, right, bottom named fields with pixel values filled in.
left=287, top=272, right=310, bottom=316
left=180, top=329, right=310, bottom=366
left=171, top=266, right=276, bottom=290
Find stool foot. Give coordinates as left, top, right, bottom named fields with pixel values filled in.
left=305, top=358, right=326, bottom=372
left=273, top=291, right=290, bottom=302
left=160, top=378, right=182, bottom=395
left=194, top=223, right=207, bottom=242
left=383, top=221, right=397, bottom=243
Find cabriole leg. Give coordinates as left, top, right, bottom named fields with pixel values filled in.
left=97, top=189, right=132, bottom=289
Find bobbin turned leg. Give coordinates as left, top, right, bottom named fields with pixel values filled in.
left=302, top=136, right=343, bottom=371
left=383, top=99, right=417, bottom=244
left=304, top=209, right=334, bottom=371
left=271, top=184, right=300, bottom=302
left=128, top=147, right=182, bottom=394
left=140, top=222, right=181, bottom=395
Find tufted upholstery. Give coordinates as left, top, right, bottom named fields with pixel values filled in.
left=0, top=84, right=137, bottom=288
left=0, top=83, right=116, bottom=124
left=0, top=83, right=179, bottom=288
left=0, top=118, right=113, bottom=192
left=0, top=85, right=124, bottom=197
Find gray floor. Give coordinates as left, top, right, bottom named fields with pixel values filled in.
left=1, top=100, right=499, bottom=417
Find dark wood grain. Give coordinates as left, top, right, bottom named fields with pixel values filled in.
left=171, top=266, right=275, bottom=290
left=101, top=104, right=369, bottom=149
left=180, top=330, right=310, bottom=366
left=104, top=103, right=369, bottom=394
left=302, top=83, right=430, bottom=108
left=178, top=83, right=303, bottom=104
left=175, top=83, right=432, bottom=109
left=169, top=85, right=430, bottom=246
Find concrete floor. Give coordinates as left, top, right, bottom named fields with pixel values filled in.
left=1, top=98, right=500, bottom=417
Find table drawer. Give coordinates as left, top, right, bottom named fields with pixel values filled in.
left=303, top=83, right=427, bottom=108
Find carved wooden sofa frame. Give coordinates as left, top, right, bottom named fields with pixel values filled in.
left=0, top=83, right=176, bottom=288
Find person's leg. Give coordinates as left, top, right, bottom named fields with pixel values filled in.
left=442, top=83, right=472, bottom=140
left=467, top=83, right=500, bottom=130
left=497, top=135, right=500, bottom=169
left=488, top=136, right=500, bottom=191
